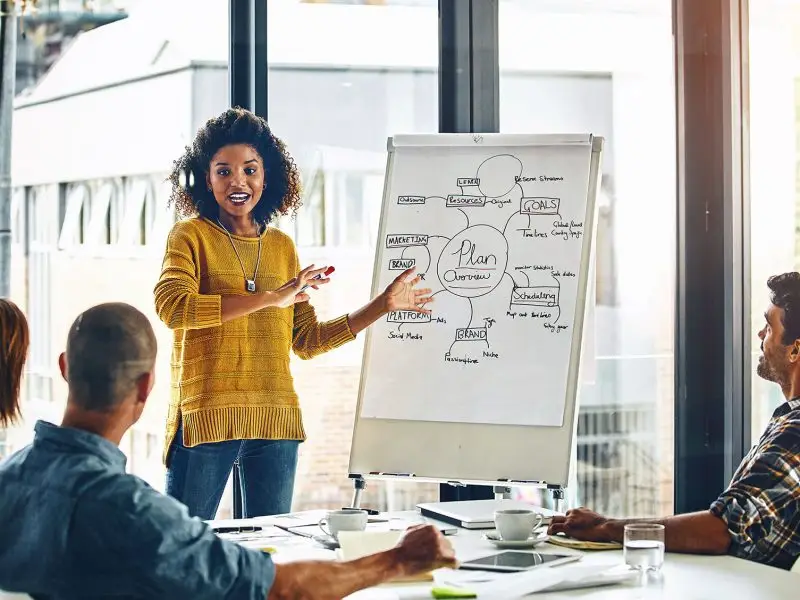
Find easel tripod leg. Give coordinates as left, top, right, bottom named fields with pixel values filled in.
left=551, top=487, right=566, bottom=514
left=351, top=477, right=366, bottom=509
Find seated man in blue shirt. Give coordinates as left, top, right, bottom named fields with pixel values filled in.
left=0, top=302, right=456, bottom=599
left=548, top=272, right=800, bottom=570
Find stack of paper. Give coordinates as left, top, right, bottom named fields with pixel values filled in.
left=337, top=531, right=434, bottom=583
left=434, top=564, right=636, bottom=597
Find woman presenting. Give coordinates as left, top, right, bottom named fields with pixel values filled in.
left=154, top=108, right=432, bottom=519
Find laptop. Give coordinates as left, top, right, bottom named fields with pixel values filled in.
left=416, top=499, right=561, bottom=530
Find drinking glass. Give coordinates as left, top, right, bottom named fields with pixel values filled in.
left=623, top=523, right=665, bottom=572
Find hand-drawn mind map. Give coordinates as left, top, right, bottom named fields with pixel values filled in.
left=384, top=153, right=585, bottom=365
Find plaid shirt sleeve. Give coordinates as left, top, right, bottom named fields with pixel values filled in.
left=709, top=412, right=800, bottom=570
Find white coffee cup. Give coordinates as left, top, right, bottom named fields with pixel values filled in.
left=494, top=508, right=544, bottom=541
left=319, top=509, right=368, bottom=540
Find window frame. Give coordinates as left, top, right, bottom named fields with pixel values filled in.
left=231, top=0, right=752, bottom=515
left=673, top=0, right=750, bottom=512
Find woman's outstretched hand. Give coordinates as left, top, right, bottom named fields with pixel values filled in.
left=270, top=265, right=331, bottom=308
left=381, top=267, right=433, bottom=314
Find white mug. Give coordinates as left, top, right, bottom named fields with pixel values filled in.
left=494, top=508, right=544, bottom=541
left=319, top=509, right=368, bottom=540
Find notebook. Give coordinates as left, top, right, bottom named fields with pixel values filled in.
left=336, top=530, right=434, bottom=583
left=546, top=535, right=622, bottom=551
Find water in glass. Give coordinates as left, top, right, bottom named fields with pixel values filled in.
left=624, top=524, right=665, bottom=571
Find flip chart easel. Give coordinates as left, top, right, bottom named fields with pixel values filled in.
left=347, top=133, right=604, bottom=514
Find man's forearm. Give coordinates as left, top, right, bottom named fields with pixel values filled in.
left=268, top=549, right=402, bottom=600
left=601, top=511, right=731, bottom=554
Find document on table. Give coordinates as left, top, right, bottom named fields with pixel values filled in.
left=216, top=526, right=292, bottom=540
left=337, top=531, right=434, bottom=583
left=205, top=518, right=299, bottom=544
left=205, top=517, right=271, bottom=529
left=435, top=564, right=637, bottom=596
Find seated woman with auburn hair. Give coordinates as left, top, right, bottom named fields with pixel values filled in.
left=0, top=298, right=29, bottom=428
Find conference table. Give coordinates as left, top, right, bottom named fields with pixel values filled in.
left=224, top=510, right=797, bottom=599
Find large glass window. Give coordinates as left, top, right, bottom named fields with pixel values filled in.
left=7, top=0, right=229, bottom=488
left=499, top=0, right=676, bottom=518
left=267, top=0, right=439, bottom=511
left=1, top=0, right=700, bottom=521
left=749, top=1, right=800, bottom=438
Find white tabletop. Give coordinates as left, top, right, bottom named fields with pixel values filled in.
left=223, top=511, right=798, bottom=599
left=350, top=541, right=798, bottom=599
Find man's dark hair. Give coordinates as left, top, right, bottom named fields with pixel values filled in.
left=65, top=303, right=157, bottom=411
left=767, top=272, right=800, bottom=345
left=167, top=107, right=303, bottom=227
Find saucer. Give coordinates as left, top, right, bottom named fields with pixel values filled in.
left=312, top=534, right=340, bottom=550
left=483, top=530, right=549, bottom=549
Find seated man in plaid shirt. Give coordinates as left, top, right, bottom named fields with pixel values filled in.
left=549, top=272, right=800, bottom=570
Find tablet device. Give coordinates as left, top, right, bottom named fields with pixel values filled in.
left=459, top=550, right=580, bottom=572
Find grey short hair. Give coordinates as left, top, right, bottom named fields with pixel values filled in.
left=65, top=302, right=157, bottom=411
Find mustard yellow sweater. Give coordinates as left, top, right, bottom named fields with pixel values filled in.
left=154, top=217, right=354, bottom=463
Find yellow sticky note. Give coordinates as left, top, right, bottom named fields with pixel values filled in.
left=431, top=587, right=477, bottom=599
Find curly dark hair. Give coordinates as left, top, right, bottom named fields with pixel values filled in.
left=167, top=107, right=302, bottom=225
left=767, top=272, right=800, bottom=345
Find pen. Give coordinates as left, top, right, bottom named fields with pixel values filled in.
left=212, top=526, right=262, bottom=534
left=274, top=525, right=315, bottom=538
left=300, top=266, right=335, bottom=292
left=341, top=507, right=380, bottom=515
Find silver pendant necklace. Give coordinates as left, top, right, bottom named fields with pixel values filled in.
left=217, top=219, right=262, bottom=293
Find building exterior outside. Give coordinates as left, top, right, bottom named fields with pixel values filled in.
left=15, top=1, right=129, bottom=94
left=22, top=0, right=800, bottom=519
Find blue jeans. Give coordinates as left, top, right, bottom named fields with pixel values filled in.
left=165, top=422, right=299, bottom=520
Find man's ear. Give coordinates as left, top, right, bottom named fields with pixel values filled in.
left=791, top=341, right=800, bottom=362
left=58, top=352, right=68, bottom=382
left=135, top=371, right=155, bottom=406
